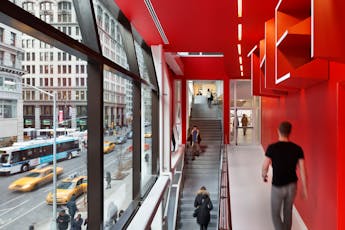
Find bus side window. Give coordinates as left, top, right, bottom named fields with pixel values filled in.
left=27, top=149, right=33, bottom=159
left=57, top=143, right=62, bottom=153
left=12, top=151, right=22, bottom=163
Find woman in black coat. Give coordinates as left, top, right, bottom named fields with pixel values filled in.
left=194, top=186, right=213, bottom=230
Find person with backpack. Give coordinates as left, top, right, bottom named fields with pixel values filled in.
left=187, top=126, right=201, bottom=160
left=194, top=186, right=213, bottom=230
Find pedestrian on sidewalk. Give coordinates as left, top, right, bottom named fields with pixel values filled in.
left=83, top=218, right=88, bottom=230
left=106, top=171, right=111, bottom=189
left=56, top=210, right=70, bottom=230
left=71, top=214, right=83, bottom=230
left=262, top=121, right=308, bottom=230
left=66, top=195, right=78, bottom=219
left=194, top=186, right=213, bottom=230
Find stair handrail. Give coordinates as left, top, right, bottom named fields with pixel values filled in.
left=216, top=139, right=223, bottom=230
left=218, top=143, right=232, bottom=230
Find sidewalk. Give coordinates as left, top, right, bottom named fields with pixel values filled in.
left=35, top=170, right=133, bottom=230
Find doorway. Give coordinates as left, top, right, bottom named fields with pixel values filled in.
left=230, top=80, right=260, bottom=145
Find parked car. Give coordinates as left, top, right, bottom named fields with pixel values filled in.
left=46, top=175, right=87, bottom=205
left=8, top=166, right=63, bottom=192
left=114, top=135, right=127, bottom=144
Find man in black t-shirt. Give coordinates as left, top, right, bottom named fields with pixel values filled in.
left=262, top=121, right=308, bottom=230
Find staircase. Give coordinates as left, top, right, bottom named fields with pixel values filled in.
left=177, top=101, right=222, bottom=230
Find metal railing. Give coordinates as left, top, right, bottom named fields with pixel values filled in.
left=218, top=143, right=232, bottom=230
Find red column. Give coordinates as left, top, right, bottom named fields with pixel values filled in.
left=223, top=77, right=229, bottom=144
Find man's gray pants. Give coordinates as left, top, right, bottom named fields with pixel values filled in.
left=271, top=182, right=297, bottom=230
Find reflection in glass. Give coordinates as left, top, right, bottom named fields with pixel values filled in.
left=141, top=85, right=152, bottom=192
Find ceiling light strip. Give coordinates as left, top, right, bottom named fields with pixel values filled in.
left=237, top=44, right=242, bottom=55
left=238, top=24, right=242, bottom=41
left=144, top=0, right=169, bottom=44
left=239, top=56, right=242, bottom=65
left=238, top=0, right=242, bottom=17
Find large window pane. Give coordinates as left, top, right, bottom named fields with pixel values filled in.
left=13, top=0, right=81, bottom=41
left=1, top=3, right=88, bottom=229
left=134, top=41, right=151, bottom=82
left=103, top=68, right=133, bottom=228
left=141, top=84, right=153, bottom=193
left=94, top=2, right=129, bottom=70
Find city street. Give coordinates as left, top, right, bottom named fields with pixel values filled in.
left=0, top=136, right=132, bottom=230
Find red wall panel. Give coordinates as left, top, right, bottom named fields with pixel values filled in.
left=261, top=62, right=345, bottom=229
left=337, top=81, right=345, bottom=230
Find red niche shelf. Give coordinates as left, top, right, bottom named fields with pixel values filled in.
left=275, top=0, right=328, bottom=88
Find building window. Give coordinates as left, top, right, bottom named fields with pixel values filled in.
left=22, top=1, right=34, bottom=11
left=104, top=14, right=110, bottom=32
left=0, top=51, right=4, bottom=65
left=10, top=32, right=16, bottom=46
left=58, top=1, right=71, bottom=10
left=0, top=100, right=17, bottom=118
left=97, top=5, right=103, bottom=25
left=10, top=54, right=16, bottom=67
left=110, top=20, right=115, bottom=38
left=0, top=27, right=4, bottom=43
left=40, top=1, right=53, bottom=11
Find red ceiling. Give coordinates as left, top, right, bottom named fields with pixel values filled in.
left=114, top=0, right=278, bottom=79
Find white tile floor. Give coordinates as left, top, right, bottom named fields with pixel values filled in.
left=229, top=144, right=308, bottom=230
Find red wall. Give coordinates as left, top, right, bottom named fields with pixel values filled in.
left=261, top=62, right=345, bottom=230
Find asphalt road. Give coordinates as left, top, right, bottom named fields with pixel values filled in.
left=0, top=136, right=133, bottom=230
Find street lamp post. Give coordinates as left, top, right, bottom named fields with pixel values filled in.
left=6, top=81, right=58, bottom=230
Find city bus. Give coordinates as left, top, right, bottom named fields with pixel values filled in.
left=0, top=136, right=81, bottom=175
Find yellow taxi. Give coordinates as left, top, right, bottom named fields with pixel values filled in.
left=8, top=166, right=63, bottom=192
left=144, top=132, right=152, bottom=138
left=46, top=175, right=87, bottom=205
left=104, top=141, right=115, bottom=154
